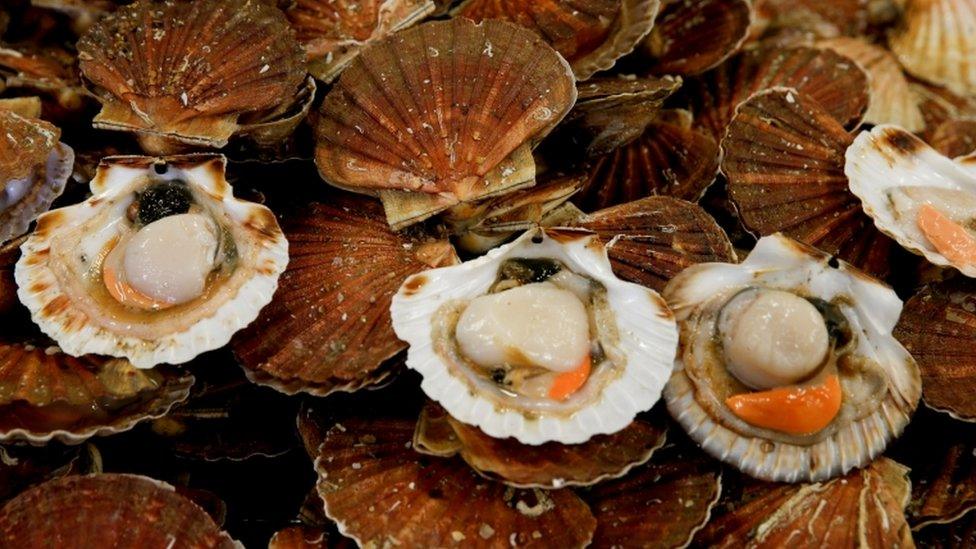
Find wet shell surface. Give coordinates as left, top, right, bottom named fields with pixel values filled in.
left=391, top=228, right=678, bottom=445
left=315, top=18, right=577, bottom=229
left=15, top=155, right=288, bottom=368
left=0, top=474, right=241, bottom=547
left=0, top=110, right=73, bottom=243
left=664, top=234, right=921, bottom=482
left=286, top=0, right=436, bottom=82
left=77, top=0, right=307, bottom=152
left=454, top=0, right=662, bottom=80
left=642, top=0, right=751, bottom=76
left=889, top=0, right=976, bottom=97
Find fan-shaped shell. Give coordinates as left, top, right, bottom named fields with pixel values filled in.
left=722, top=88, right=895, bottom=277
left=15, top=154, right=288, bottom=368
left=889, top=0, right=976, bottom=97
left=233, top=192, right=456, bottom=396
left=643, top=0, right=751, bottom=76
left=0, top=474, right=241, bottom=548
left=286, top=0, right=435, bottom=83
left=315, top=18, right=577, bottom=230
left=453, top=0, right=662, bottom=80
left=77, top=0, right=307, bottom=153
left=0, top=111, right=73, bottom=244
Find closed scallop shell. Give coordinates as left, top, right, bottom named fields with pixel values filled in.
left=0, top=342, right=194, bottom=445
left=286, top=0, right=435, bottom=82
left=722, top=88, right=896, bottom=277
left=453, top=0, right=662, bottom=80
left=0, top=110, right=73, bottom=244
left=314, top=414, right=598, bottom=548
left=315, top=18, right=577, bottom=230
left=0, top=474, right=241, bottom=548
left=749, top=0, right=870, bottom=40
left=643, top=0, right=752, bottom=76
left=15, top=154, right=288, bottom=368
left=889, top=0, right=976, bottom=97
left=233, top=192, right=456, bottom=396
left=77, top=0, right=307, bottom=153
left=819, top=37, right=925, bottom=132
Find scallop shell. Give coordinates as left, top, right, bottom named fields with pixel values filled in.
left=686, top=45, right=869, bottom=140
left=818, top=37, right=925, bottom=132
left=749, top=0, right=870, bottom=40
left=889, top=0, right=976, bottom=97
left=391, top=228, right=678, bottom=445
left=314, top=18, right=577, bottom=230
left=722, top=88, right=895, bottom=277
left=0, top=342, right=194, bottom=445
left=314, top=415, right=598, bottom=548
left=453, top=0, right=662, bottom=80
left=0, top=237, right=23, bottom=319
left=643, top=0, right=752, bottom=76
left=0, top=97, right=42, bottom=118
left=269, top=525, right=331, bottom=549
left=413, top=401, right=667, bottom=488
left=911, top=80, right=976, bottom=138
left=233, top=192, right=456, bottom=396
left=845, top=125, right=976, bottom=277
left=0, top=111, right=73, bottom=244
left=15, top=154, right=288, bottom=368
left=0, top=45, right=83, bottom=111
left=695, top=458, right=913, bottom=547
left=664, top=234, right=921, bottom=482
left=77, top=0, right=307, bottom=153
left=0, top=444, right=89, bottom=506
left=929, top=119, right=976, bottom=159
left=286, top=0, right=436, bottom=83
left=0, top=474, right=241, bottom=548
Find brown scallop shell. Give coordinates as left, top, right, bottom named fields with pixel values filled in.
left=269, top=525, right=332, bottom=549
left=0, top=237, right=23, bottom=319
left=0, top=97, right=43, bottom=118
left=413, top=402, right=667, bottom=488
left=314, top=18, right=577, bottom=230
left=233, top=192, right=457, bottom=397
left=0, top=45, right=83, bottom=112
left=314, top=415, right=598, bottom=548
left=643, top=0, right=752, bottom=76
left=560, top=196, right=736, bottom=291
left=721, top=87, right=895, bottom=277
left=0, top=342, right=194, bottom=445
left=750, top=0, right=870, bottom=40
left=77, top=0, right=307, bottom=154
left=686, top=45, right=870, bottom=140
left=889, top=0, right=976, bottom=97
left=453, top=0, right=662, bottom=80
left=286, top=0, right=435, bottom=83
left=0, top=474, right=241, bottom=547
left=912, top=81, right=976, bottom=139
left=695, top=458, right=913, bottom=548
left=928, top=119, right=976, bottom=158
left=819, top=37, right=925, bottom=132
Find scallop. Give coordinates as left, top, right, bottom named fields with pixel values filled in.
left=663, top=233, right=921, bottom=482
left=15, top=155, right=288, bottom=368
left=391, top=228, right=678, bottom=445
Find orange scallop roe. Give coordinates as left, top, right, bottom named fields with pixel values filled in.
left=917, top=203, right=976, bottom=267
left=725, top=375, right=842, bottom=435
left=548, top=355, right=592, bottom=401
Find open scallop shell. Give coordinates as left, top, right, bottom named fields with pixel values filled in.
left=391, top=228, right=677, bottom=445
left=286, top=0, right=435, bottom=83
left=722, top=88, right=895, bottom=277
left=664, top=234, right=921, bottom=482
left=642, top=0, right=751, bottom=76
left=845, top=125, right=976, bottom=277
left=413, top=401, right=667, bottom=488
left=1, top=110, right=73, bottom=244
left=0, top=474, right=241, bottom=547
left=15, top=154, right=288, bottom=368
left=77, top=0, right=307, bottom=154
left=453, top=0, right=661, bottom=80
left=315, top=18, right=577, bottom=230
left=233, top=191, right=456, bottom=396
left=889, top=0, right=976, bottom=97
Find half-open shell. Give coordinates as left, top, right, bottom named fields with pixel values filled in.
left=15, top=154, right=288, bottom=368
left=889, top=0, right=976, bottom=97
left=642, top=0, right=751, bottom=76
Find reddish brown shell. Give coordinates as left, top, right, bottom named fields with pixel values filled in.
left=0, top=474, right=240, bottom=547
left=750, top=0, right=870, bottom=40
left=413, top=402, right=667, bottom=488
left=695, top=458, right=913, bottom=548
left=0, top=238, right=22, bottom=319
left=314, top=415, right=598, bottom=548
left=0, top=45, right=82, bottom=111
left=562, top=196, right=736, bottom=291
left=643, top=0, right=752, bottom=76
left=314, top=18, right=577, bottom=229
left=721, top=87, right=895, bottom=277
left=453, top=0, right=661, bottom=80
left=900, top=417, right=976, bottom=529
left=912, top=81, right=976, bottom=139
left=895, top=278, right=976, bottom=422
left=286, top=0, right=435, bottom=82
left=929, top=119, right=976, bottom=158
left=77, top=0, right=307, bottom=152
left=686, top=45, right=869, bottom=140
left=269, top=525, right=331, bottom=549
left=233, top=192, right=457, bottom=397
